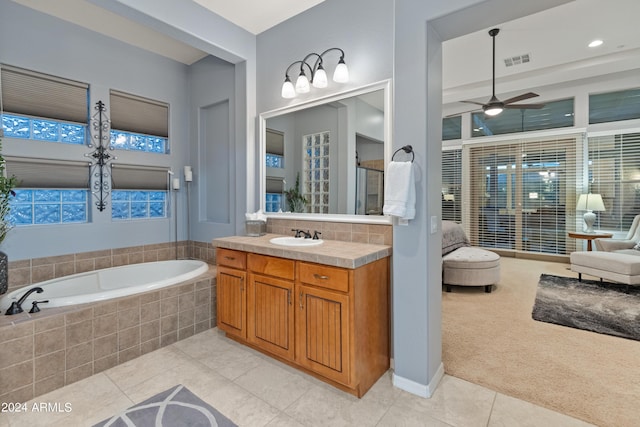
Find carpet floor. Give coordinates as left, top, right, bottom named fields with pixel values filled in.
left=442, top=257, right=640, bottom=427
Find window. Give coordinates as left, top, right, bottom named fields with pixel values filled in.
left=302, top=131, right=330, bottom=214
left=2, top=114, right=86, bottom=145
left=111, top=190, right=166, bottom=220
left=464, top=133, right=585, bottom=255
left=266, top=153, right=284, bottom=168
left=442, top=116, right=462, bottom=140
left=110, top=164, right=169, bottom=220
left=588, top=132, right=640, bottom=232
left=441, top=149, right=462, bottom=222
left=471, top=98, right=574, bottom=137
left=109, top=90, right=169, bottom=153
left=589, top=88, right=640, bottom=124
left=265, top=177, right=284, bottom=213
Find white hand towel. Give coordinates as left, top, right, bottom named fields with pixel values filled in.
left=383, top=161, right=415, bottom=220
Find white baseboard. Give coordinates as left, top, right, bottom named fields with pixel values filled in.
left=392, top=362, right=444, bottom=398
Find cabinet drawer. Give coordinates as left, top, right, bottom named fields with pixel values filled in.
left=299, top=262, right=349, bottom=292
left=248, top=254, right=295, bottom=280
left=217, top=248, right=246, bottom=269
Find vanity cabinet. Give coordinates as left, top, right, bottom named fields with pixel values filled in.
left=215, top=247, right=390, bottom=398
left=216, top=249, right=247, bottom=339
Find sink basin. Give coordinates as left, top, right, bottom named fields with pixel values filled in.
left=270, top=236, right=324, bottom=247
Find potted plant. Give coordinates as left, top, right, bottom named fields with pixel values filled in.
left=284, top=172, right=308, bottom=213
left=0, top=136, right=17, bottom=294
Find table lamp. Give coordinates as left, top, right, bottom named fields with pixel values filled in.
left=576, top=193, right=605, bottom=233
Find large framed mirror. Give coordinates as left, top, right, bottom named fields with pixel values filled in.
left=259, top=80, right=392, bottom=224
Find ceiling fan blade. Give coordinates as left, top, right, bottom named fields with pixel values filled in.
left=459, top=100, right=486, bottom=106
left=445, top=108, right=480, bottom=118
left=504, top=103, right=546, bottom=110
left=502, top=92, right=539, bottom=105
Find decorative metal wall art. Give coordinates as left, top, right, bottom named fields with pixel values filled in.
left=86, top=100, right=115, bottom=211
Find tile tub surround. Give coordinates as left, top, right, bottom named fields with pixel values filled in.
left=266, top=218, right=392, bottom=246
left=6, top=240, right=216, bottom=295
left=213, top=233, right=391, bottom=269
left=0, top=271, right=216, bottom=405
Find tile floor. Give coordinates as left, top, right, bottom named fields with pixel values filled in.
left=0, top=328, right=594, bottom=427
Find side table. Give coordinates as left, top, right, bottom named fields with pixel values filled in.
left=567, top=231, right=613, bottom=251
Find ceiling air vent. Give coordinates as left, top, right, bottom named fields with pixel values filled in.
left=504, top=53, right=530, bottom=67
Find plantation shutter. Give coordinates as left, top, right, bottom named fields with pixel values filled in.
left=111, top=164, right=169, bottom=190
left=5, top=157, right=90, bottom=189
left=109, top=90, right=169, bottom=137
left=0, top=65, right=89, bottom=124
left=441, top=148, right=462, bottom=223
left=588, top=132, right=640, bottom=232
left=464, top=132, right=585, bottom=255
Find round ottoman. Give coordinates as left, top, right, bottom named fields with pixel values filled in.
left=443, top=246, right=500, bottom=293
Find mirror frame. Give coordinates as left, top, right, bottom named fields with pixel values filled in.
left=259, top=79, right=392, bottom=224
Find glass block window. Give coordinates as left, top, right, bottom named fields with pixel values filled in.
left=303, top=131, right=330, bottom=214
left=265, top=193, right=283, bottom=213
left=110, top=130, right=168, bottom=154
left=2, top=113, right=86, bottom=145
left=111, top=190, right=167, bottom=220
left=589, top=88, right=640, bottom=124
left=443, top=116, right=462, bottom=140
left=266, top=153, right=284, bottom=168
left=471, top=98, right=574, bottom=137
left=9, top=190, right=88, bottom=225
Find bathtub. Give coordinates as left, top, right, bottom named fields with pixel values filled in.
left=0, top=259, right=209, bottom=312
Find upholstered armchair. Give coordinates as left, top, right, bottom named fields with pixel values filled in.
left=594, top=214, right=640, bottom=252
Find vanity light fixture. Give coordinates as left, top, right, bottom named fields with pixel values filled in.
left=281, top=48, right=349, bottom=99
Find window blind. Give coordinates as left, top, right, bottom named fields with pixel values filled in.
left=109, top=90, right=169, bottom=137
left=441, top=148, right=462, bottom=223
left=5, top=157, right=90, bottom=188
left=588, top=132, right=640, bottom=232
left=266, top=177, right=284, bottom=193
left=1, top=65, right=89, bottom=124
left=464, top=133, right=584, bottom=255
left=110, top=164, right=169, bottom=190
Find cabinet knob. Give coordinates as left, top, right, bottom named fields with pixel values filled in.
left=313, top=274, right=329, bottom=280
left=299, top=291, right=304, bottom=310
left=224, top=256, right=235, bottom=260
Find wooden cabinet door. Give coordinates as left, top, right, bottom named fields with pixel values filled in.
left=247, top=273, right=294, bottom=360
left=217, top=266, right=246, bottom=339
left=295, top=284, right=350, bottom=385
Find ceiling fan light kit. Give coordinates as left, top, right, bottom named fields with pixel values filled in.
left=455, top=28, right=546, bottom=117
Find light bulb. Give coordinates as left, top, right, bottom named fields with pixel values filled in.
left=295, top=71, right=310, bottom=93
left=312, top=65, right=328, bottom=88
left=333, top=58, right=349, bottom=83
left=484, top=106, right=503, bottom=116
left=281, top=77, right=296, bottom=98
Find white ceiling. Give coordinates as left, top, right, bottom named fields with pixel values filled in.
left=11, top=0, right=640, bottom=109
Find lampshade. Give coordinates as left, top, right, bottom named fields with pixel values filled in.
left=312, top=64, right=328, bottom=88
left=295, top=71, right=310, bottom=93
left=281, top=76, right=296, bottom=99
left=576, top=193, right=605, bottom=233
left=333, top=58, right=349, bottom=83
left=576, top=193, right=605, bottom=212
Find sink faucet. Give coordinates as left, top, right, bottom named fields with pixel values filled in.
left=291, top=228, right=303, bottom=238
left=312, top=231, right=322, bottom=240
left=5, top=286, right=44, bottom=315
left=301, top=230, right=312, bottom=239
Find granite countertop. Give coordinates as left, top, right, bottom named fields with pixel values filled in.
left=212, top=234, right=391, bottom=269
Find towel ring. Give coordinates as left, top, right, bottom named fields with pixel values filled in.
left=392, top=145, right=414, bottom=162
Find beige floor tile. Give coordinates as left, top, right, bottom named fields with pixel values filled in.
left=103, top=345, right=192, bottom=391
left=200, top=380, right=281, bottom=427
left=48, top=393, right=133, bottom=427
left=6, top=373, right=127, bottom=427
left=197, top=344, right=264, bottom=380
left=488, top=393, right=596, bottom=427
left=234, top=359, right=315, bottom=410
left=377, top=405, right=454, bottom=426
left=392, top=375, right=496, bottom=427
left=284, top=383, right=389, bottom=427
left=0, top=415, right=8, bottom=427
left=360, top=370, right=403, bottom=407
left=265, top=412, right=306, bottom=427
left=173, top=328, right=238, bottom=360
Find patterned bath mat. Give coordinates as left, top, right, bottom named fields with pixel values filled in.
left=532, top=274, right=640, bottom=341
left=93, top=384, right=237, bottom=427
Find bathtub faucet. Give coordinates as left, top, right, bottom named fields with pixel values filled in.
left=4, top=286, right=44, bottom=315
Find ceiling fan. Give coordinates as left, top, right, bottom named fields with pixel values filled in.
left=455, top=28, right=546, bottom=117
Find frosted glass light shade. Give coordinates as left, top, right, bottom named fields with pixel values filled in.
left=484, top=106, right=503, bottom=116
left=295, top=72, right=310, bottom=93
left=312, top=66, right=328, bottom=88
left=333, top=59, right=349, bottom=83
left=281, top=78, right=296, bottom=98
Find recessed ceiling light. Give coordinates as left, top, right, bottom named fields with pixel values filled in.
left=588, top=39, right=603, bottom=48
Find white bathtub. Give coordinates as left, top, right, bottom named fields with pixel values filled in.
left=0, top=260, right=209, bottom=312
